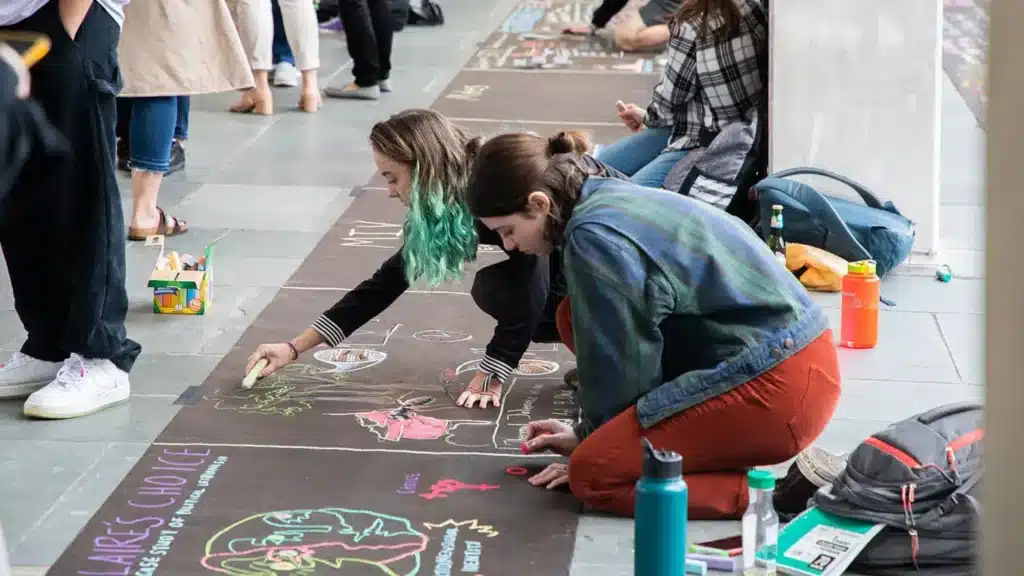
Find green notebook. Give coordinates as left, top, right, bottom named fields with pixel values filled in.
left=777, top=507, right=885, bottom=575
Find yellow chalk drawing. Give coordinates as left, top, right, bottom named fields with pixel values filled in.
left=422, top=519, right=500, bottom=538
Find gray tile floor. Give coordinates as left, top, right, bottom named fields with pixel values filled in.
left=0, top=1, right=985, bottom=573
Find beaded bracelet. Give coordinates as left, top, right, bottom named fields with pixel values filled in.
left=286, top=341, right=299, bottom=361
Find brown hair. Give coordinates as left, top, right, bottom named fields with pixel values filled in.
left=465, top=130, right=595, bottom=242
left=369, top=108, right=484, bottom=192
left=673, top=0, right=742, bottom=40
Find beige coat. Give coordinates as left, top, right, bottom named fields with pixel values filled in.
left=118, top=0, right=254, bottom=97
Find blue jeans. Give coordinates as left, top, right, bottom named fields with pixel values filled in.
left=273, top=0, right=295, bottom=65
left=595, top=126, right=688, bottom=189
left=128, top=96, right=190, bottom=172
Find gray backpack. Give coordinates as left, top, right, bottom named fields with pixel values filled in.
left=811, top=402, right=983, bottom=575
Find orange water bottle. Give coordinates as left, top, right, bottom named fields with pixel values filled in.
left=840, top=260, right=880, bottom=349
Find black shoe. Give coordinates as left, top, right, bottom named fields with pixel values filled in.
left=563, top=368, right=579, bottom=390
left=773, top=447, right=847, bottom=520
left=167, top=140, right=186, bottom=175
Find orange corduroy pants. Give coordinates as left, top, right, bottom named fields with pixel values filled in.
left=554, top=298, right=841, bottom=519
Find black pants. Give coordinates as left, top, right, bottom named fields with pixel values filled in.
left=0, top=1, right=141, bottom=373
left=471, top=254, right=563, bottom=365
left=339, top=0, right=394, bottom=87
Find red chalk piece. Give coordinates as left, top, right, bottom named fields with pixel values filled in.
left=520, top=442, right=530, bottom=454
left=506, top=467, right=529, bottom=476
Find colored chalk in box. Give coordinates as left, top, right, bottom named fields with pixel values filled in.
left=144, top=235, right=215, bottom=315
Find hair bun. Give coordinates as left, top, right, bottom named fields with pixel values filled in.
left=547, top=130, right=593, bottom=156
left=463, top=135, right=484, bottom=158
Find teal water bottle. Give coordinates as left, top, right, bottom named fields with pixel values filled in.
left=634, top=438, right=688, bottom=576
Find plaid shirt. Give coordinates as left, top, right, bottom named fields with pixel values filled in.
left=644, top=0, right=768, bottom=151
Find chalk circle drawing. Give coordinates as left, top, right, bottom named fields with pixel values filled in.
left=314, top=347, right=387, bottom=374
left=453, top=358, right=559, bottom=378
left=328, top=396, right=493, bottom=446
left=412, top=329, right=472, bottom=343
left=201, top=508, right=428, bottom=575
left=505, top=467, right=529, bottom=476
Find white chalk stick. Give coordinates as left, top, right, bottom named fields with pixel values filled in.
left=242, top=358, right=268, bottom=389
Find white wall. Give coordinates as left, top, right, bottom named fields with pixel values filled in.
left=768, top=0, right=943, bottom=255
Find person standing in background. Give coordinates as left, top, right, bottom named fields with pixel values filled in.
left=270, top=0, right=300, bottom=87
left=116, top=0, right=252, bottom=240
left=0, top=0, right=143, bottom=419
left=229, top=0, right=322, bottom=114
left=324, top=0, right=394, bottom=100
left=562, top=0, right=681, bottom=52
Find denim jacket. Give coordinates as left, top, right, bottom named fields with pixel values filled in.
left=563, top=177, right=829, bottom=440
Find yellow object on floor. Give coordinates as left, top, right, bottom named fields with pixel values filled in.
left=786, top=243, right=848, bottom=292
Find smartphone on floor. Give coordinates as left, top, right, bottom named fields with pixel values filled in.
left=0, top=31, right=51, bottom=67
left=691, top=534, right=744, bottom=557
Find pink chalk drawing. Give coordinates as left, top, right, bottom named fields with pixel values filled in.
left=419, top=479, right=500, bottom=501
left=201, top=508, right=429, bottom=575
left=330, top=396, right=494, bottom=447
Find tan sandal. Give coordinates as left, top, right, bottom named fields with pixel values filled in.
left=128, top=207, right=189, bottom=241
left=230, top=90, right=273, bottom=115
left=299, top=91, right=321, bottom=113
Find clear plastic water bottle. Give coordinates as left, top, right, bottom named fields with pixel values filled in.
left=742, top=469, right=779, bottom=575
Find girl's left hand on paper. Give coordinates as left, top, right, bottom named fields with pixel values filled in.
left=455, top=369, right=502, bottom=409
left=530, top=462, right=570, bottom=489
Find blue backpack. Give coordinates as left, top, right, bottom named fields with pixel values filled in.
left=751, top=168, right=915, bottom=278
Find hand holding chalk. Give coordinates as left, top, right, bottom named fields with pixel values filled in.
left=244, top=342, right=298, bottom=387
left=242, top=359, right=268, bottom=389
left=522, top=419, right=579, bottom=457
left=615, top=100, right=644, bottom=132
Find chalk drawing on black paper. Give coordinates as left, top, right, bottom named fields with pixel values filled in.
left=201, top=508, right=429, bottom=575
left=313, top=347, right=388, bottom=373
left=334, top=318, right=402, bottom=347
left=412, top=329, right=472, bottom=343
left=451, top=358, right=559, bottom=378
left=326, top=395, right=493, bottom=447
left=340, top=220, right=403, bottom=250
left=444, top=84, right=489, bottom=102
left=423, top=518, right=500, bottom=538
left=206, top=364, right=443, bottom=417
left=419, top=478, right=501, bottom=501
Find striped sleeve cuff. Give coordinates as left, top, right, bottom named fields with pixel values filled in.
left=479, top=354, right=514, bottom=384
left=311, top=315, right=346, bottom=347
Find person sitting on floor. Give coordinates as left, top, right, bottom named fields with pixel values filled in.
left=561, top=0, right=681, bottom=52
left=596, top=0, right=766, bottom=189
left=464, top=131, right=842, bottom=519
left=244, top=109, right=625, bottom=409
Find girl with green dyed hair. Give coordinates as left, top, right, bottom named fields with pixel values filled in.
left=245, top=109, right=621, bottom=408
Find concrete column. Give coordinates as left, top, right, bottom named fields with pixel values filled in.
left=768, top=0, right=943, bottom=256
left=981, top=0, right=1023, bottom=573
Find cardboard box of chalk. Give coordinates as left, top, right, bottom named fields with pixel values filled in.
left=145, top=235, right=215, bottom=315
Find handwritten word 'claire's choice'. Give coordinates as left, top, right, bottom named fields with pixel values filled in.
left=433, top=527, right=484, bottom=576
left=77, top=449, right=227, bottom=576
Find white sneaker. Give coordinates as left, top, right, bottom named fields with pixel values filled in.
left=272, top=61, right=299, bottom=87
left=23, top=354, right=130, bottom=419
left=0, top=352, right=62, bottom=399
